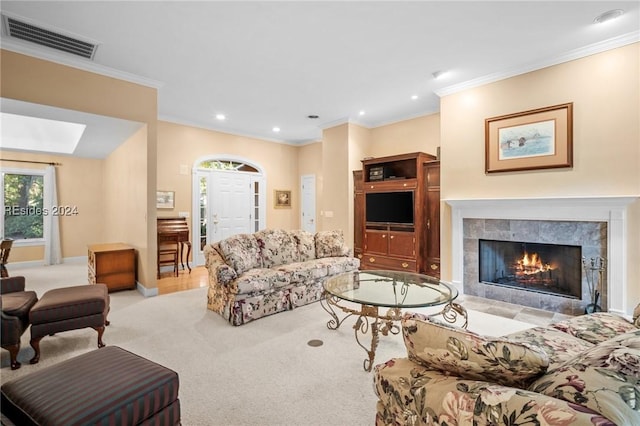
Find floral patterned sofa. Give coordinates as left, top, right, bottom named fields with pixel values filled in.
left=374, top=306, right=640, bottom=425
left=204, top=229, right=359, bottom=325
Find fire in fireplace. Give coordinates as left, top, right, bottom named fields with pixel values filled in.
left=479, top=239, right=582, bottom=299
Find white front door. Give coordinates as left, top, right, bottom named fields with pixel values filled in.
left=194, top=169, right=260, bottom=265
left=211, top=171, right=252, bottom=242
left=301, top=174, right=316, bottom=233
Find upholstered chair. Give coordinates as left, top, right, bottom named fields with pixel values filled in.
left=1, top=276, right=38, bottom=369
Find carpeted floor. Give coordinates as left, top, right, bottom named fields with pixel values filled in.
left=2, top=263, right=537, bottom=425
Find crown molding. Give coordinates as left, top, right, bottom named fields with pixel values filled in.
left=436, top=31, right=640, bottom=97
left=365, top=108, right=440, bottom=128
left=1, top=39, right=164, bottom=89
left=157, top=114, right=319, bottom=146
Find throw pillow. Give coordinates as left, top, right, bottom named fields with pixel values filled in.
left=402, top=312, right=549, bottom=388
left=528, top=330, right=640, bottom=426
left=255, top=229, right=297, bottom=268
left=315, top=230, right=349, bottom=258
left=218, top=234, right=262, bottom=274
left=290, top=229, right=316, bottom=261
left=550, top=312, right=638, bottom=345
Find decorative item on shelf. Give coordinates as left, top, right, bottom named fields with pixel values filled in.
left=274, top=189, right=291, bottom=208
left=485, top=102, right=573, bottom=173
left=156, top=190, right=175, bottom=209
left=582, top=256, right=606, bottom=314
left=369, top=166, right=384, bottom=181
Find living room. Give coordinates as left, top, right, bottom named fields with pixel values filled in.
left=3, top=44, right=638, bottom=314
left=1, top=2, right=639, bottom=424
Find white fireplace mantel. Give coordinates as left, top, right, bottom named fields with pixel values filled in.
left=446, top=196, right=638, bottom=315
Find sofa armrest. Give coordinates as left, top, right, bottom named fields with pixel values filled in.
left=203, top=244, right=225, bottom=270
left=1, top=308, right=23, bottom=345
left=374, top=358, right=611, bottom=425
left=215, top=264, right=238, bottom=286
left=0, top=276, right=25, bottom=294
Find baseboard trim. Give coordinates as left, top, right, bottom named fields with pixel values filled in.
left=8, top=256, right=88, bottom=269
left=137, top=282, right=158, bottom=297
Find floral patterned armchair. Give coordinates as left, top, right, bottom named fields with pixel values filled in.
left=374, top=308, right=640, bottom=425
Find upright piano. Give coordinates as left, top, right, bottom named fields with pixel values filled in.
left=157, top=217, right=192, bottom=273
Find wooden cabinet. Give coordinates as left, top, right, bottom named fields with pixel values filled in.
left=424, top=161, right=441, bottom=278
left=88, top=243, right=136, bottom=292
left=357, top=152, right=437, bottom=273
left=362, top=228, right=417, bottom=270
left=353, top=170, right=364, bottom=261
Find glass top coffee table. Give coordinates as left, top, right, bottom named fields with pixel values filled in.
left=321, top=269, right=467, bottom=371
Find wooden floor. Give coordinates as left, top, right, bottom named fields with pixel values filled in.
left=156, top=265, right=209, bottom=295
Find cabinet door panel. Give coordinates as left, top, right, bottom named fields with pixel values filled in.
left=365, top=230, right=388, bottom=255
left=426, top=190, right=440, bottom=260
left=388, top=232, right=415, bottom=258
left=353, top=170, right=364, bottom=259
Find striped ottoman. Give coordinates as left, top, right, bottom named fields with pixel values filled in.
left=29, top=284, right=110, bottom=364
left=1, top=346, right=180, bottom=425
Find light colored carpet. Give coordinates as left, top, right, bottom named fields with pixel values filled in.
left=1, top=263, right=535, bottom=425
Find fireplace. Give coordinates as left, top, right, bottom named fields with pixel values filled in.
left=478, top=239, right=582, bottom=299
left=446, top=197, right=637, bottom=316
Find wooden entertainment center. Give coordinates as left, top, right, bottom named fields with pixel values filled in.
left=353, top=152, right=440, bottom=278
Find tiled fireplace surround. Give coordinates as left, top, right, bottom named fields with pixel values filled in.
left=447, top=197, right=636, bottom=316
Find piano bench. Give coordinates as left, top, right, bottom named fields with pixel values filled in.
left=158, top=247, right=179, bottom=279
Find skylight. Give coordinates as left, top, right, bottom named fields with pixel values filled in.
left=0, top=112, right=86, bottom=154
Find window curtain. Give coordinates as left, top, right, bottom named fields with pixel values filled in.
left=43, top=165, right=62, bottom=265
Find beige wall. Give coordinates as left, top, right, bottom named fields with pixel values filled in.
left=102, top=126, right=150, bottom=285
left=369, top=113, right=441, bottom=159
left=321, top=124, right=350, bottom=237
left=1, top=49, right=158, bottom=290
left=440, top=43, right=640, bottom=313
left=156, top=121, right=301, bottom=242
left=346, top=123, right=372, bottom=247
left=318, top=122, right=372, bottom=248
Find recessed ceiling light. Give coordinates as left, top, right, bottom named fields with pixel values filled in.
left=272, top=127, right=280, bottom=133
left=359, top=110, right=365, bottom=116
left=411, top=95, right=419, bottom=100
left=215, top=114, right=226, bottom=120
left=594, top=9, right=624, bottom=24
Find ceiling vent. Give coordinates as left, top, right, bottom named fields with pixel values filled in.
left=2, top=14, right=98, bottom=59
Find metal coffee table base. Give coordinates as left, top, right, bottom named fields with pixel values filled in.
left=320, top=294, right=468, bottom=371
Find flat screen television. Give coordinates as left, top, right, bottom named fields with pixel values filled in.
left=365, top=191, right=414, bottom=224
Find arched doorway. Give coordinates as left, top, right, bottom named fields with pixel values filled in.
left=192, top=156, right=266, bottom=265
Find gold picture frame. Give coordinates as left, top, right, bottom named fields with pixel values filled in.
left=156, top=190, right=175, bottom=209
left=485, top=103, right=573, bottom=173
left=274, top=190, right=291, bottom=208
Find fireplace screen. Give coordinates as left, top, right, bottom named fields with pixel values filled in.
left=479, top=239, right=582, bottom=299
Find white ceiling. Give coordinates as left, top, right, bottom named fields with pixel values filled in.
left=0, top=1, right=638, bottom=158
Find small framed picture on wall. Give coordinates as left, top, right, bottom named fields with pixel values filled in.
left=274, top=190, right=291, bottom=208
left=157, top=191, right=175, bottom=209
